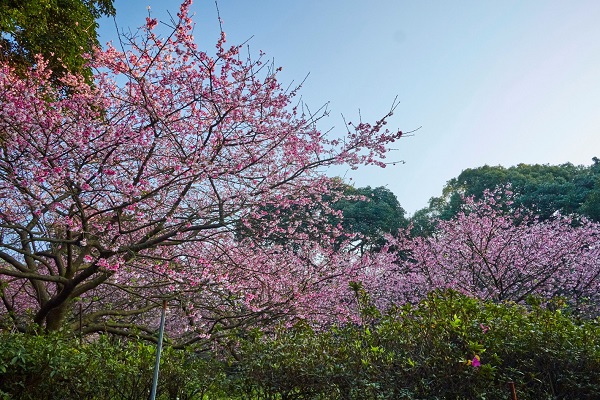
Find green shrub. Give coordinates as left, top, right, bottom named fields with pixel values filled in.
left=2, top=292, right=599, bottom=399
left=231, top=290, right=600, bottom=399
left=0, top=332, right=98, bottom=399
left=0, top=333, right=229, bottom=400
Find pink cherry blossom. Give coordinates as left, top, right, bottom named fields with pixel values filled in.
left=383, top=188, right=600, bottom=316
left=0, top=1, right=402, bottom=340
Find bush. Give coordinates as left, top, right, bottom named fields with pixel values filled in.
left=0, top=333, right=229, bottom=400
left=231, top=290, right=600, bottom=399
left=2, top=292, right=599, bottom=399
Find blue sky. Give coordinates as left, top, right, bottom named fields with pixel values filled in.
left=99, top=1, right=600, bottom=214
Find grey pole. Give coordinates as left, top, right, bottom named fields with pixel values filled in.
left=149, top=300, right=167, bottom=400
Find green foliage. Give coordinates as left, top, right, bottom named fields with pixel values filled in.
left=406, top=207, right=437, bottom=237
left=231, top=291, right=600, bottom=399
left=412, top=160, right=600, bottom=233
left=333, top=186, right=408, bottom=253
left=2, top=292, right=600, bottom=399
left=237, top=183, right=407, bottom=253
left=0, top=0, right=115, bottom=79
left=581, top=157, right=600, bottom=221
left=0, top=333, right=228, bottom=400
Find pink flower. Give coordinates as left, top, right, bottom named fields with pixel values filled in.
left=146, top=17, right=158, bottom=30
left=469, top=355, right=481, bottom=368
left=480, top=323, right=490, bottom=333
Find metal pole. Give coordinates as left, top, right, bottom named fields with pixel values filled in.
left=149, top=301, right=167, bottom=400
left=79, top=303, right=83, bottom=346
left=508, top=381, right=518, bottom=400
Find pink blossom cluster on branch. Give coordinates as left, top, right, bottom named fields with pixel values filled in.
left=0, top=0, right=402, bottom=340
left=378, top=188, right=600, bottom=315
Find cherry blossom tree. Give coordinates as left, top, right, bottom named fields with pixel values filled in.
left=0, top=0, right=403, bottom=342
left=386, top=189, right=600, bottom=315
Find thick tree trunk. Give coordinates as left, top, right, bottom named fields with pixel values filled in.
left=45, top=303, right=69, bottom=331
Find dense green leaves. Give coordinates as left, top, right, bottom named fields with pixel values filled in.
left=237, top=183, right=407, bottom=254
left=0, top=0, right=115, bottom=79
left=0, top=334, right=227, bottom=400
left=2, top=292, right=600, bottom=399
left=232, top=291, right=600, bottom=399
left=333, top=185, right=408, bottom=253
left=411, top=160, right=600, bottom=234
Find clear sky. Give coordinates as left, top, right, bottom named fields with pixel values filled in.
left=98, top=1, right=600, bottom=214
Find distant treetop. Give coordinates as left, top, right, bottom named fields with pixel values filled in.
left=410, top=160, right=600, bottom=235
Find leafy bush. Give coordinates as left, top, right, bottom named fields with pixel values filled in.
left=0, top=333, right=229, bottom=400
left=231, top=290, right=600, bottom=399
left=2, top=291, right=599, bottom=399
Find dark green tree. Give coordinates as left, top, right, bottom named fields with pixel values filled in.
left=407, top=207, right=437, bottom=237
left=0, top=0, right=115, bottom=79
left=237, top=183, right=408, bottom=254
left=581, top=157, right=600, bottom=221
left=411, top=160, right=600, bottom=233
left=333, top=185, right=408, bottom=253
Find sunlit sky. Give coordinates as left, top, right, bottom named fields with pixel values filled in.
left=99, top=1, right=600, bottom=214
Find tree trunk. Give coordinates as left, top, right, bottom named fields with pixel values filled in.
left=45, top=303, right=68, bottom=331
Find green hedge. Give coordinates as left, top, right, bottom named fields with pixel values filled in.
left=0, top=334, right=228, bottom=400
left=2, top=291, right=599, bottom=399
left=233, top=291, right=600, bottom=399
